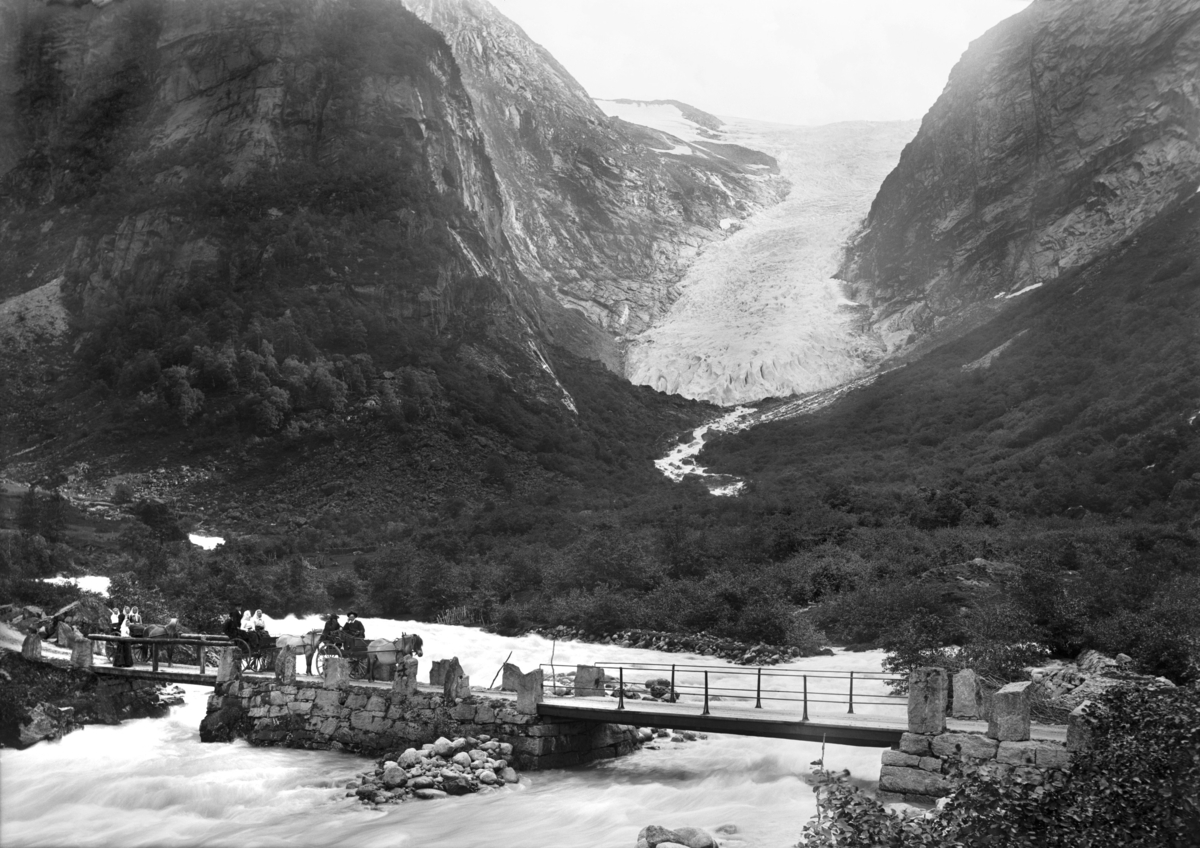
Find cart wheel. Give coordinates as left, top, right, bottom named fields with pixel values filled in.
left=314, top=643, right=341, bottom=677
left=232, top=638, right=251, bottom=673
left=349, top=656, right=369, bottom=679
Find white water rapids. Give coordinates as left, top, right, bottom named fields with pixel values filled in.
left=654, top=407, right=754, bottom=495
left=1, top=614, right=892, bottom=848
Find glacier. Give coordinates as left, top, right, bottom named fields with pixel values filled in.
left=599, top=100, right=917, bottom=405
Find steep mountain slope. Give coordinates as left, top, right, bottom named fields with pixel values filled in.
left=405, top=0, right=787, bottom=369
left=839, top=0, right=1200, bottom=356
left=0, top=0, right=581, bottom=456
left=706, top=191, right=1200, bottom=525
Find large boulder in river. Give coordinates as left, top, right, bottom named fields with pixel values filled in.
left=636, top=824, right=719, bottom=848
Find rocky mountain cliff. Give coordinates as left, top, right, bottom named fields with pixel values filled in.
left=0, top=0, right=579, bottom=416
left=405, top=0, right=786, bottom=369
left=839, top=0, right=1200, bottom=355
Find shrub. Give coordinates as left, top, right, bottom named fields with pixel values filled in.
left=800, top=684, right=1200, bottom=847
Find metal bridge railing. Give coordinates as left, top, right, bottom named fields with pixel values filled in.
left=539, top=661, right=905, bottom=720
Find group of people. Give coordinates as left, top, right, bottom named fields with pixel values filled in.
left=223, top=608, right=271, bottom=651
left=110, top=605, right=143, bottom=638
left=109, top=606, right=143, bottom=667
left=320, top=611, right=366, bottom=643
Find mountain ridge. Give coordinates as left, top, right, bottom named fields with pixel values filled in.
left=838, top=0, right=1200, bottom=356
left=406, top=0, right=787, bottom=370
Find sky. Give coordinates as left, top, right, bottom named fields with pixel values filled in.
left=488, top=0, right=1033, bottom=126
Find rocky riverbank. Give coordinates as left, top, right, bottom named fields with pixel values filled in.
left=0, top=649, right=184, bottom=748
left=528, top=625, right=832, bottom=666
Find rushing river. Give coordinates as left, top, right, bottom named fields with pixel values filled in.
left=1, top=616, right=890, bottom=848
left=654, top=407, right=754, bottom=495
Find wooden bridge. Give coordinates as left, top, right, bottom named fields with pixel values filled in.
left=68, top=643, right=1064, bottom=748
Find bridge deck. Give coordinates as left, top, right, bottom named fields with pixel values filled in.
left=537, top=696, right=1067, bottom=746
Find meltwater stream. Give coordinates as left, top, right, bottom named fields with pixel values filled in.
left=1, top=617, right=890, bottom=848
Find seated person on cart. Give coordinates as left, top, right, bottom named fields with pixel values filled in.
left=247, top=609, right=270, bottom=652
left=342, top=611, right=365, bottom=643
left=224, top=609, right=249, bottom=643
left=321, top=611, right=342, bottom=645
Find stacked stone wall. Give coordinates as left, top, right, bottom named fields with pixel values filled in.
left=879, top=667, right=1074, bottom=806
left=199, top=656, right=639, bottom=770
left=879, top=731, right=1071, bottom=804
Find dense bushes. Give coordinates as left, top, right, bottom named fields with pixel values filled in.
left=800, top=684, right=1200, bottom=847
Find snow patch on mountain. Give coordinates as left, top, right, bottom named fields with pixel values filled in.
left=621, top=117, right=919, bottom=405
left=649, top=143, right=694, bottom=156
left=596, top=99, right=718, bottom=144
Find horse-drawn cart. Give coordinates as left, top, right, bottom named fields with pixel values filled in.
left=314, top=635, right=370, bottom=678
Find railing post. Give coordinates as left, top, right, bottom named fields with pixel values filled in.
left=151, top=642, right=159, bottom=673
left=802, top=675, right=809, bottom=721
left=755, top=667, right=762, bottom=709
left=617, top=667, right=625, bottom=711
left=199, top=642, right=206, bottom=675
left=848, top=671, right=855, bottom=714
left=702, top=671, right=710, bottom=716
left=671, top=664, right=676, bottom=703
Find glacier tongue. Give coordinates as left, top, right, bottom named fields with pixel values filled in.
left=624, top=118, right=918, bottom=406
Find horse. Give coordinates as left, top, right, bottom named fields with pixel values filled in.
left=365, top=633, right=423, bottom=683
left=275, top=630, right=325, bottom=675
left=142, top=619, right=181, bottom=665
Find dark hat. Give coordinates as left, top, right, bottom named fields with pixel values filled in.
left=348, top=611, right=358, bottom=618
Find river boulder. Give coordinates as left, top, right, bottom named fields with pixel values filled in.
left=381, top=766, right=407, bottom=789
left=636, top=824, right=719, bottom=848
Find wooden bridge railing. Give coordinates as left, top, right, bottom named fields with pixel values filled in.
left=87, top=634, right=241, bottom=674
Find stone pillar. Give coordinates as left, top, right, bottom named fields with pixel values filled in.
left=323, top=657, right=350, bottom=690
left=274, top=651, right=296, bottom=684
left=430, top=658, right=452, bottom=686
left=501, top=662, right=523, bottom=692
left=216, top=647, right=240, bottom=683
left=1066, top=701, right=1096, bottom=752
left=392, top=656, right=419, bottom=699
left=442, top=657, right=469, bottom=700
left=574, top=665, right=606, bottom=698
left=70, top=638, right=93, bottom=669
left=987, top=681, right=1031, bottom=741
left=907, top=668, right=947, bottom=734
left=516, top=668, right=544, bottom=715
left=21, top=633, right=42, bottom=661
left=57, top=621, right=81, bottom=649
left=951, top=669, right=983, bottom=719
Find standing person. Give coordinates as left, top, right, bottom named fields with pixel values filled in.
left=115, top=608, right=133, bottom=667
left=342, top=611, right=365, bottom=642
left=109, top=605, right=121, bottom=634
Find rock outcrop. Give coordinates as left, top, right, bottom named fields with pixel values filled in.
left=0, top=0, right=572, bottom=408
left=0, top=649, right=182, bottom=748
left=839, top=0, right=1200, bottom=355
left=406, top=0, right=787, bottom=369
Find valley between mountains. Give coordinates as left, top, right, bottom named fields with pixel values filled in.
left=1, top=0, right=1199, bottom=746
